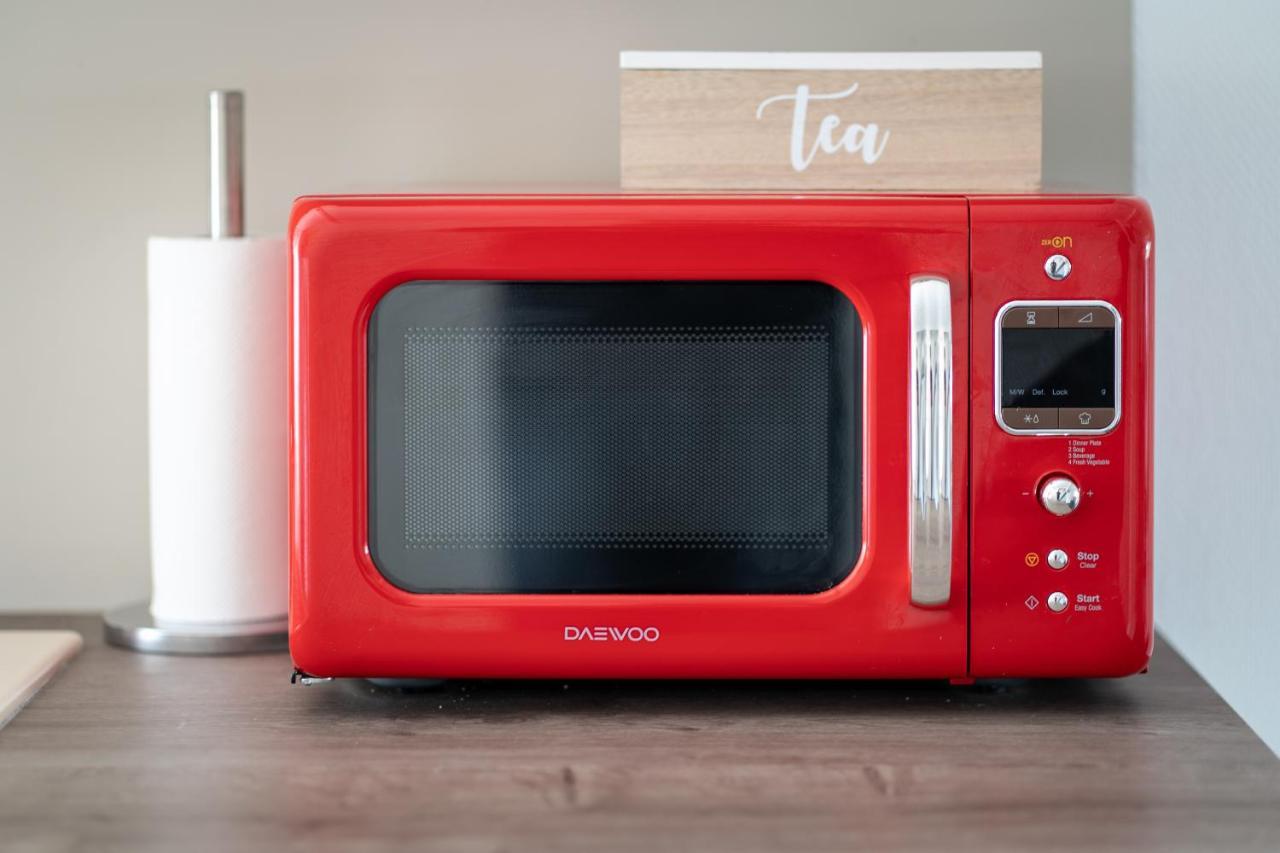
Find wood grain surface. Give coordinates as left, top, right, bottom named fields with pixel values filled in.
left=621, top=69, right=1041, bottom=191
left=0, top=613, right=1277, bottom=852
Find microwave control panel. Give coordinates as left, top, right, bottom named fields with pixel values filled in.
left=996, top=300, right=1121, bottom=434
left=968, top=197, right=1154, bottom=679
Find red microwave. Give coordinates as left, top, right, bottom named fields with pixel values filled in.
left=288, top=193, right=1153, bottom=682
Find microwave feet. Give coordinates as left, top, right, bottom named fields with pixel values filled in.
left=289, top=670, right=447, bottom=689
left=290, top=668, right=333, bottom=686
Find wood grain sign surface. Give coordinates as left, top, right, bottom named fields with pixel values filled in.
left=621, top=52, right=1042, bottom=191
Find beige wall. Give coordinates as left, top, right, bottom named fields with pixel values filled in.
left=1136, top=0, right=1280, bottom=754
left=0, top=0, right=1131, bottom=608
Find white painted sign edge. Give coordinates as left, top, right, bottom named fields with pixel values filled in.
left=620, top=51, right=1043, bottom=71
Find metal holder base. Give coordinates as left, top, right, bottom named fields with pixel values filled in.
left=103, top=601, right=288, bottom=655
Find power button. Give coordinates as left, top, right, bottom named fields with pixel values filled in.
left=1045, top=254, right=1072, bottom=281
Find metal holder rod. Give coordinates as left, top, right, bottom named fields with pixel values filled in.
left=209, top=90, right=244, bottom=239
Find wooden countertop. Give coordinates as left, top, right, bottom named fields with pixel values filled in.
left=1, top=613, right=1277, bottom=851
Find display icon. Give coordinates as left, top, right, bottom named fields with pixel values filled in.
left=1024, top=552, right=1040, bottom=567
left=1058, top=306, right=1114, bottom=327
left=1026, top=311, right=1037, bottom=325
left=1024, top=595, right=1040, bottom=610
left=1078, top=412, right=1093, bottom=425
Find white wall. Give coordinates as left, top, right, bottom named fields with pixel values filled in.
left=1135, top=0, right=1280, bottom=755
left=0, top=0, right=1133, bottom=610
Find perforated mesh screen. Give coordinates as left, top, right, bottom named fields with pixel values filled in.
left=402, top=326, right=830, bottom=549
left=368, top=281, right=860, bottom=594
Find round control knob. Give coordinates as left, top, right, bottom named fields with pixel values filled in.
left=1048, top=591, right=1070, bottom=613
left=1039, top=476, right=1081, bottom=517
left=1047, top=549, right=1069, bottom=570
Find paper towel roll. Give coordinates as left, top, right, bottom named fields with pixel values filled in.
left=147, top=236, right=288, bottom=625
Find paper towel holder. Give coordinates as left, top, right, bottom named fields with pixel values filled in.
left=105, top=90, right=288, bottom=654
left=105, top=602, right=287, bottom=655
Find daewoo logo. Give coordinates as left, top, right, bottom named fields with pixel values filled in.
left=563, top=626, right=660, bottom=642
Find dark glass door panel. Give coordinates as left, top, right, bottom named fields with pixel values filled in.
left=369, top=281, right=860, bottom=593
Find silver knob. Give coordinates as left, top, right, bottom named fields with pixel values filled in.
left=1044, top=254, right=1072, bottom=281
left=1039, top=476, right=1081, bottom=517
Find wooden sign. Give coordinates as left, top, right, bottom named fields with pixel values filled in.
left=620, top=51, right=1042, bottom=191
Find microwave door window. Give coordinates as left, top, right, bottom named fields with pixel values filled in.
left=367, top=281, right=860, bottom=594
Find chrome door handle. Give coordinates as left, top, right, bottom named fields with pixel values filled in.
left=909, top=276, right=953, bottom=607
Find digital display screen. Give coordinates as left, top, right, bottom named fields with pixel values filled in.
left=1001, top=327, right=1115, bottom=408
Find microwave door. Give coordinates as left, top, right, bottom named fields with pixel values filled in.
left=291, top=194, right=980, bottom=680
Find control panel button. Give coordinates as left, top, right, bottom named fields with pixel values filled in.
left=1044, top=255, right=1072, bottom=281
left=1040, top=476, right=1081, bottom=517
left=1059, top=306, right=1115, bottom=328
left=1002, top=408, right=1059, bottom=430
left=1047, top=591, right=1069, bottom=612
left=1058, top=407, right=1115, bottom=430
left=1047, top=549, right=1069, bottom=570
left=1002, top=306, right=1059, bottom=328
